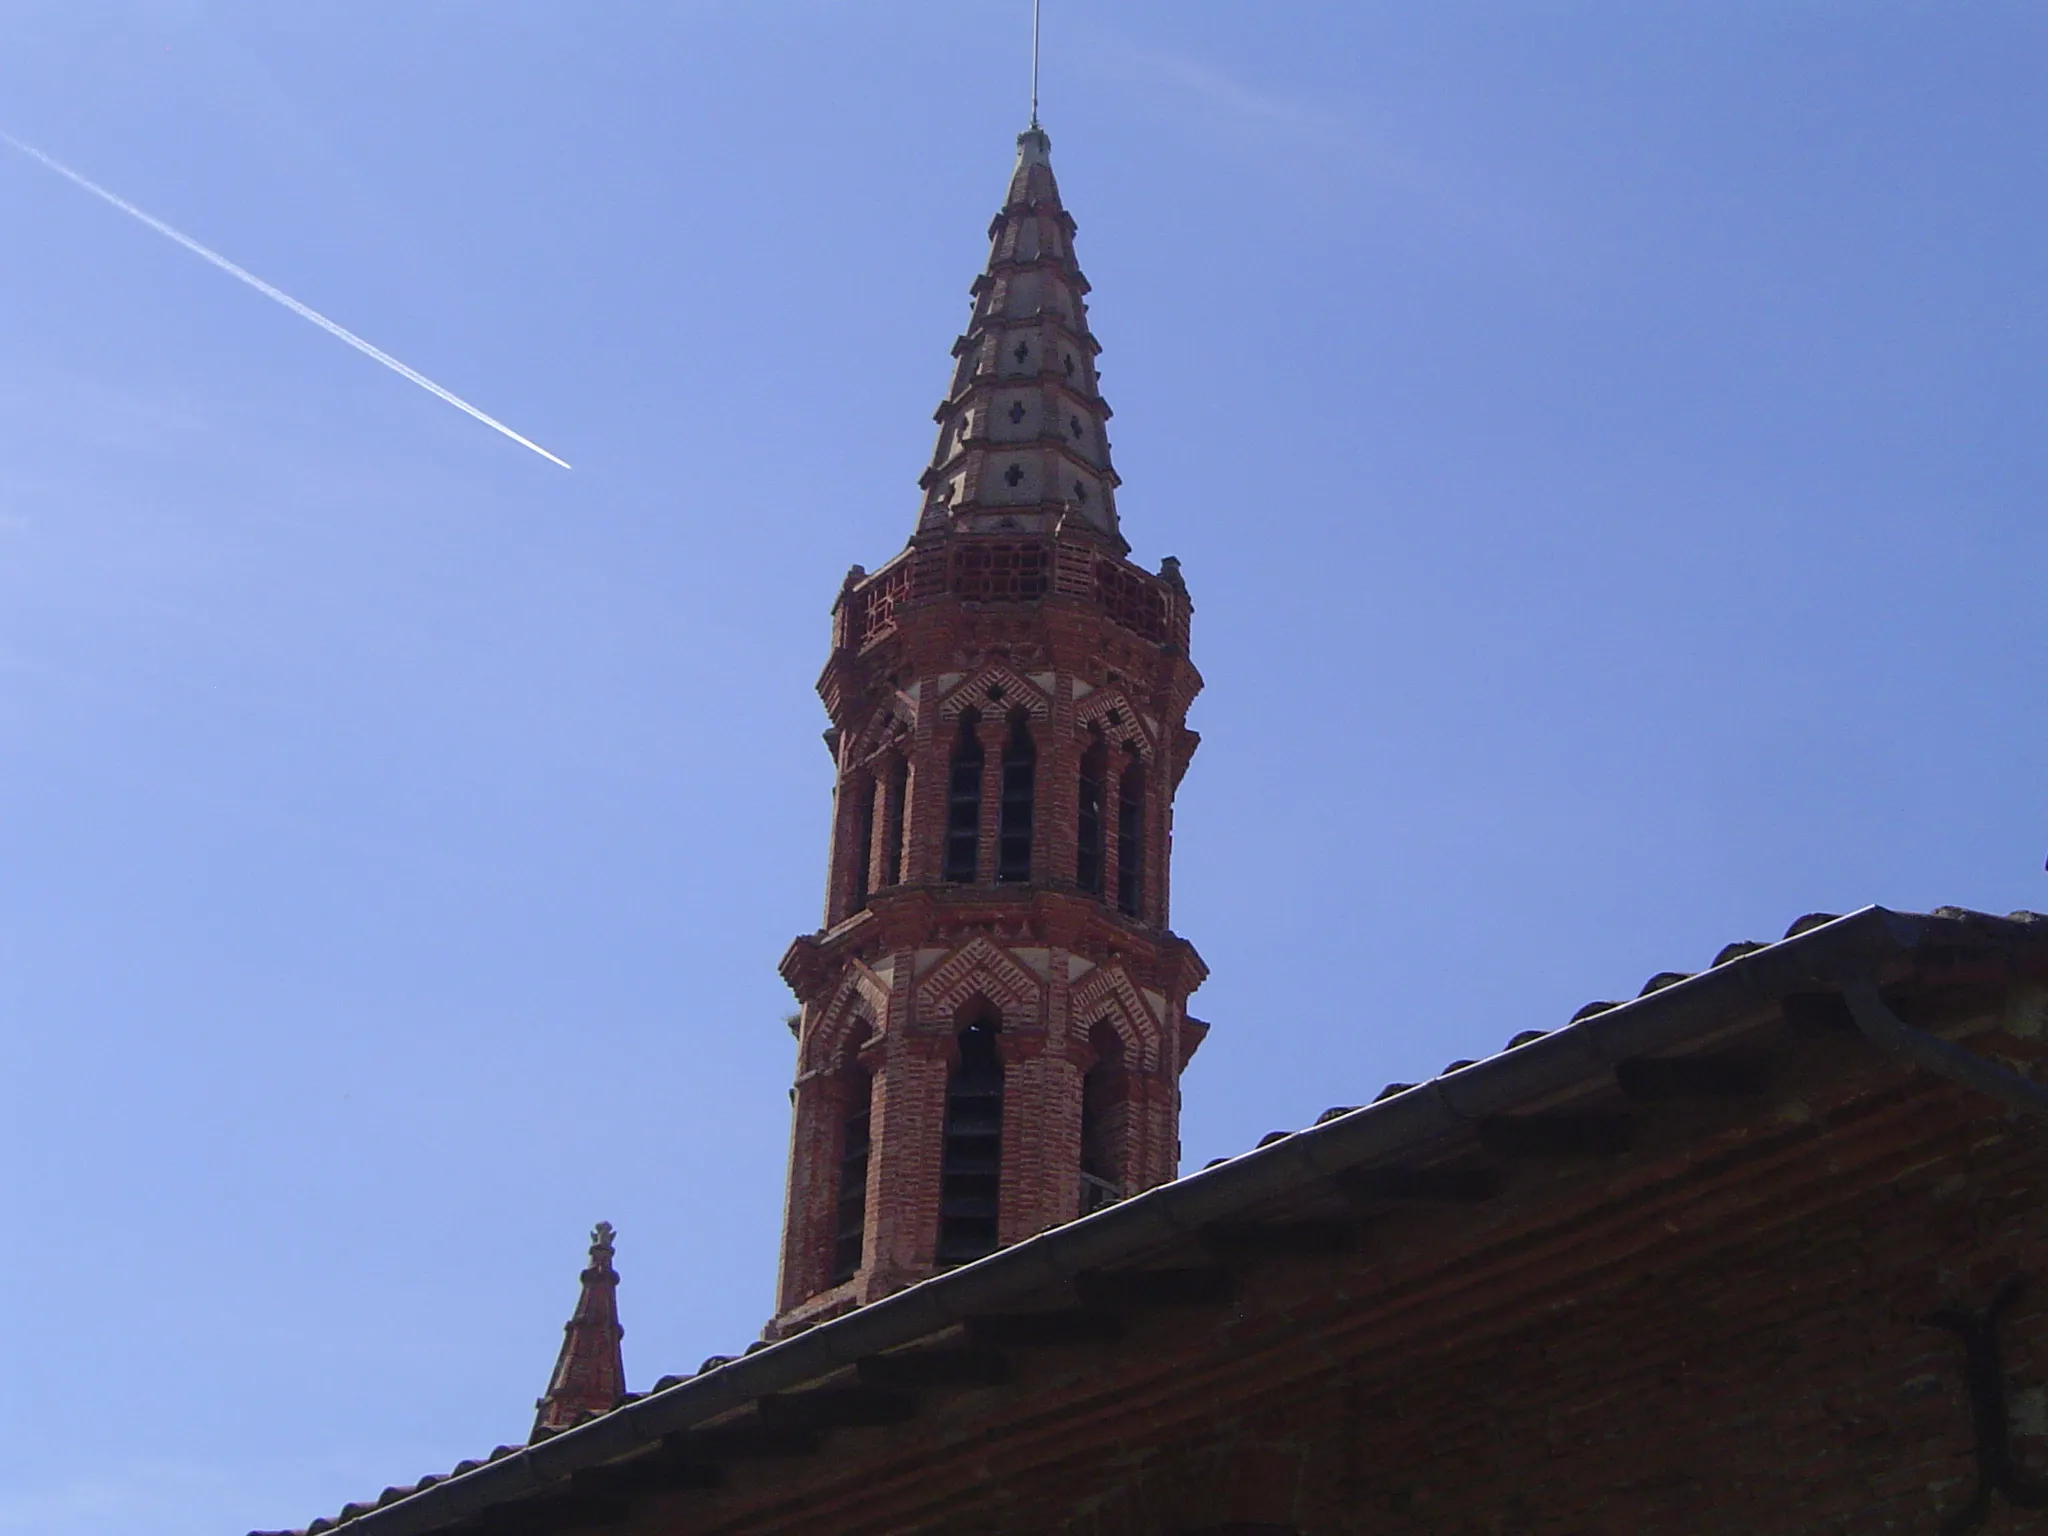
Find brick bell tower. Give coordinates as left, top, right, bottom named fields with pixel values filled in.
left=771, top=125, right=1208, bottom=1337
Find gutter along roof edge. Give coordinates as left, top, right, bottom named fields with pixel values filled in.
left=314, top=904, right=1962, bottom=1536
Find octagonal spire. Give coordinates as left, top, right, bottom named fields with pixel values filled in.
left=917, top=127, right=1124, bottom=550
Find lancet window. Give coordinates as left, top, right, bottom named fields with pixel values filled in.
left=1116, top=760, right=1145, bottom=917
left=830, top=1058, right=873, bottom=1284
left=848, top=768, right=874, bottom=912
left=1080, top=1021, right=1129, bottom=1215
left=937, top=1010, right=1004, bottom=1266
left=997, top=715, right=1035, bottom=883
left=877, top=756, right=907, bottom=890
left=944, top=712, right=984, bottom=883
left=1076, top=734, right=1106, bottom=895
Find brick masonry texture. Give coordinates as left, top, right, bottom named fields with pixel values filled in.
left=604, top=987, right=2048, bottom=1535
left=257, top=912, right=2048, bottom=1536
left=772, top=544, right=1209, bottom=1330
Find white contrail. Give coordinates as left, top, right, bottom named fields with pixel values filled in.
left=2, top=132, right=571, bottom=469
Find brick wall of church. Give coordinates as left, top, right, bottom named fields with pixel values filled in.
left=668, top=1024, right=2048, bottom=1535
left=1016, top=1083, right=2048, bottom=1536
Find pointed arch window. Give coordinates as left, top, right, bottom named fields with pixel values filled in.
left=1080, top=1021, right=1129, bottom=1215
left=878, top=755, right=908, bottom=890
left=1117, top=759, right=1145, bottom=918
left=849, top=768, right=875, bottom=912
left=944, top=711, right=984, bottom=883
left=937, top=1010, right=1004, bottom=1266
left=830, top=1056, right=874, bottom=1285
left=997, top=715, right=1035, bottom=883
left=1076, top=734, right=1107, bottom=895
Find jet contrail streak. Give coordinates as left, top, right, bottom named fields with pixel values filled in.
left=2, top=133, right=571, bottom=469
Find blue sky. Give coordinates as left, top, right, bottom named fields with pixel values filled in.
left=1, top=4, right=2043, bottom=1533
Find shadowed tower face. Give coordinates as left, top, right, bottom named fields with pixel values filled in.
left=772, top=127, right=1209, bottom=1337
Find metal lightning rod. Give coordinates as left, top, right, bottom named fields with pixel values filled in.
left=1030, top=0, right=1042, bottom=128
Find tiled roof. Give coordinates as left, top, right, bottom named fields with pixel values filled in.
left=251, top=903, right=2048, bottom=1536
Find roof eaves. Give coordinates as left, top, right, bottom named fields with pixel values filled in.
left=293, top=903, right=2014, bottom=1536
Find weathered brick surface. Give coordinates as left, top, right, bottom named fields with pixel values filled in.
left=648, top=1017, right=2048, bottom=1535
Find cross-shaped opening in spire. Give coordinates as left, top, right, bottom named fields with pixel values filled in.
left=1063, top=352, right=1076, bottom=378
left=1073, top=479, right=1088, bottom=503
left=1069, top=415, right=1082, bottom=439
left=1013, top=341, right=1030, bottom=365
left=1004, top=463, right=1025, bottom=488
left=1009, top=401, right=1027, bottom=425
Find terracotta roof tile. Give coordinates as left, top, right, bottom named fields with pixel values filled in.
left=1784, top=911, right=1842, bottom=938
left=257, top=903, right=2048, bottom=1536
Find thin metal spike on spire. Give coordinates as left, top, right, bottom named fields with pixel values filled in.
left=1030, top=0, right=1042, bottom=128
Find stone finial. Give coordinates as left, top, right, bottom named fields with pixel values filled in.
left=1014, top=124, right=1053, bottom=174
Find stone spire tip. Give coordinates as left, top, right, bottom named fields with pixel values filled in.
left=1015, top=124, right=1052, bottom=170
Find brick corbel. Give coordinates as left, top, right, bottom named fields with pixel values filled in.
left=865, top=887, right=941, bottom=950
left=779, top=933, right=829, bottom=998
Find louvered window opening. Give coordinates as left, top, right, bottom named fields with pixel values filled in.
left=830, top=1074, right=872, bottom=1284
left=944, top=714, right=984, bottom=883
left=1075, top=742, right=1105, bottom=894
left=1080, top=1027, right=1128, bottom=1216
left=879, top=757, right=907, bottom=889
left=850, top=771, right=874, bottom=912
left=997, top=719, right=1035, bottom=882
left=1117, top=763, right=1144, bottom=918
left=937, top=1018, right=1004, bottom=1266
